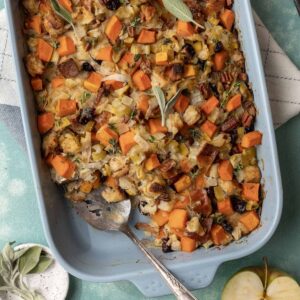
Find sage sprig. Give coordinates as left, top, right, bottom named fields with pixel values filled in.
left=152, top=86, right=183, bottom=126
left=162, top=0, right=204, bottom=29
left=0, top=243, right=53, bottom=300
left=50, top=0, right=78, bottom=39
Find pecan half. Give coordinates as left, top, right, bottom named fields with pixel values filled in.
left=160, top=159, right=176, bottom=173
left=242, top=112, right=254, bottom=128
left=149, top=182, right=166, bottom=193
left=221, top=117, right=239, bottom=132
left=220, top=71, right=237, bottom=89
left=198, top=83, right=210, bottom=100
left=95, top=87, right=104, bottom=105
left=140, top=59, right=152, bottom=75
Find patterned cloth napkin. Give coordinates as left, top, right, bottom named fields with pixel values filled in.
left=0, top=10, right=299, bottom=128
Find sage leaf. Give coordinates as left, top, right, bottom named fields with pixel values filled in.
left=14, top=248, right=30, bottom=262
left=18, top=246, right=42, bottom=275
left=2, top=243, right=14, bottom=264
left=50, top=0, right=73, bottom=24
left=50, top=0, right=78, bottom=38
left=152, top=87, right=185, bottom=126
left=0, top=274, right=5, bottom=286
left=165, top=88, right=184, bottom=113
left=162, top=0, right=204, bottom=29
left=152, top=86, right=166, bottom=126
left=0, top=254, right=10, bottom=275
left=29, top=256, right=53, bottom=274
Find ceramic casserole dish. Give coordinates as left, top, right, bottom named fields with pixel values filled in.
left=5, top=0, right=283, bottom=297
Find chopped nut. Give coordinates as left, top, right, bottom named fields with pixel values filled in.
left=149, top=182, right=166, bottom=194
left=160, top=159, right=176, bottom=173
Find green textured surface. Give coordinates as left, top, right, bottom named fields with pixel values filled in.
left=0, top=0, right=300, bottom=299
left=252, top=0, right=300, bottom=68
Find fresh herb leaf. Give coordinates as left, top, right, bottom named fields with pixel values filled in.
left=28, top=256, right=53, bottom=274
left=233, top=81, right=241, bottom=88
left=152, top=86, right=184, bottom=126
left=113, top=40, right=124, bottom=52
left=50, top=0, right=72, bottom=23
left=130, top=109, right=137, bottom=120
left=165, top=88, right=183, bottom=113
left=190, top=168, right=199, bottom=179
left=108, top=123, right=117, bottom=131
left=0, top=244, right=52, bottom=299
left=50, top=0, right=78, bottom=38
left=108, top=139, right=120, bottom=155
left=148, top=135, right=156, bottom=143
left=130, top=16, right=141, bottom=27
left=55, top=119, right=63, bottom=127
left=236, top=163, right=244, bottom=171
left=163, top=38, right=172, bottom=45
left=221, top=81, right=242, bottom=108
left=162, top=0, right=204, bottom=29
left=85, top=36, right=99, bottom=48
left=18, top=246, right=42, bottom=275
left=49, top=40, right=60, bottom=49
left=13, top=248, right=30, bottom=262
left=134, top=54, right=141, bottom=62
left=2, top=243, right=15, bottom=264
left=73, top=157, right=81, bottom=164
left=80, top=91, right=91, bottom=105
left=189, top=128, right=201, bottom=139
left=152, top=86, right=166, bottom=125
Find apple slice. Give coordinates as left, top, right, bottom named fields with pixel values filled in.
left=222, top=271, right=264, bottom=300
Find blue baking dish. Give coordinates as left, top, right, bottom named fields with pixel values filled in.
left=5, top=0, right=283, bottom=297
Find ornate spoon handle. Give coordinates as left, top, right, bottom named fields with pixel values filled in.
left=122, top=225, right=198, bottom=300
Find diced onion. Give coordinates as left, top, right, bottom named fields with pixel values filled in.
left=101, top=73, right=130, bottom=83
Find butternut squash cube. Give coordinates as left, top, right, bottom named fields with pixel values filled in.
left=137, top=29, right=156, bottom=44
left=155, top=52, right=168, bottom=65
left=177, top=21, right=195, bottom=37
left=95, top=46, right=113, bottom=62
left=132, top=70, right=151, bottom=91
left=96, top=124, right=119, bottom=147
left=145, top=154, right=161, bottom=171
left=184, top=65, right=197, bottom=78
left=83, top=72, right=103, bottom=93
left=58, top=36, right=76, bottom=57
left=174, top=175, right=192, bottom=193
left=105, top=15, right=122, bottom=44
left=119, top=131, right=136, bottom=155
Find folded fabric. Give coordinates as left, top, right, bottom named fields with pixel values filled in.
left=0, top=10, right=299, bottom=127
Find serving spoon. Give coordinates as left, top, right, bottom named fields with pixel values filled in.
left=72, top=189, right=198, bottom=300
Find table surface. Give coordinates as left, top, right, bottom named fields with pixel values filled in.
left=0, top=0, right=299, bottom=299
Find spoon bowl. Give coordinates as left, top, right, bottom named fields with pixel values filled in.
left=72, top=189, right=131, bottom=231
left=72, top=189, right=198, bottom=300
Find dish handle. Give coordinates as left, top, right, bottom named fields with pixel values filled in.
left=130, top=262, right=220, bottom=298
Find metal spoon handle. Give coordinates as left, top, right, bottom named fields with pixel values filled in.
left=122, top=226, right=198, bottom=300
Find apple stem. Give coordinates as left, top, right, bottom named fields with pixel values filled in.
left=263, top=257, right=269, bottom=293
